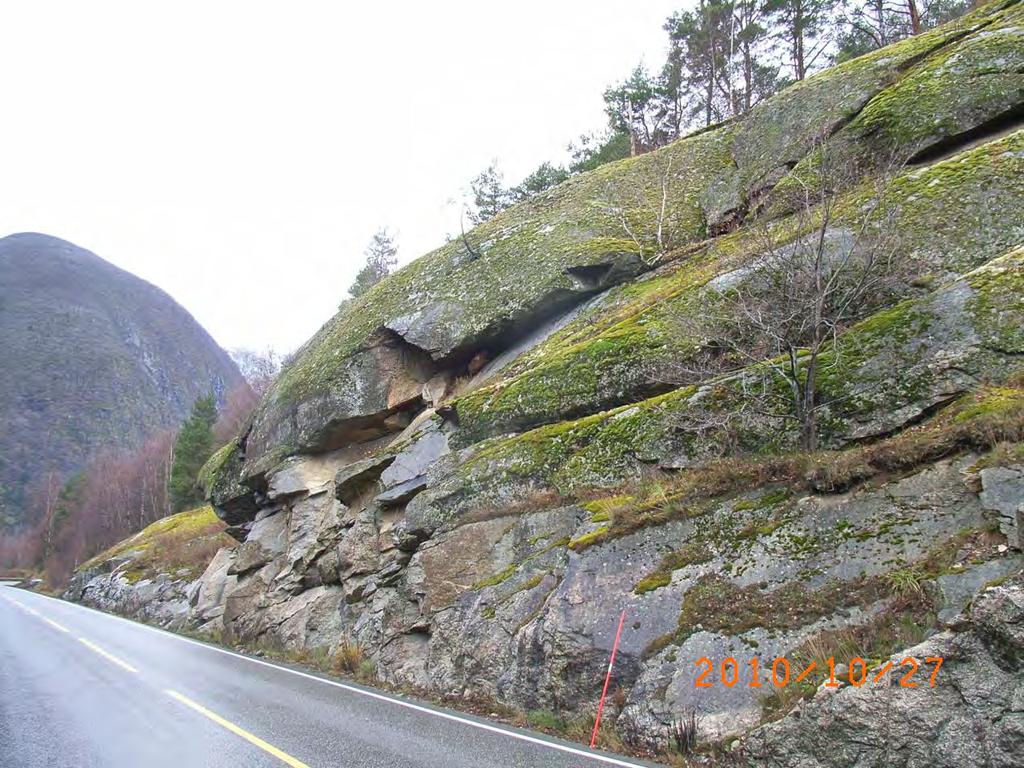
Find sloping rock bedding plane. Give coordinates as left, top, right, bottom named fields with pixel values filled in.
left=70, top=2, right=1024, bottom=762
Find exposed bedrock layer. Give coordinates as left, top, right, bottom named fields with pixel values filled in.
left=73, top=3, right=1024, bottom=756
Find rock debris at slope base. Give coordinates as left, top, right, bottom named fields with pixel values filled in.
left=70, top=3, right=1024, bottom=758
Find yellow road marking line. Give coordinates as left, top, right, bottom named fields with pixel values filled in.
left=43, top=617, right=70, bottom=633
left=164, top=689, right=310, bottom=768
left=77, top=637, right=138, bottom=674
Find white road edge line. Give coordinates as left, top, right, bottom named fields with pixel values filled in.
left=3, top=595, right=69, bottom=633
left=3, top=587, right=655, bottom=768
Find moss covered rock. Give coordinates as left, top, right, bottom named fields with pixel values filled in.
left=731, top=0, right=1014, bottom=198
left=451, top=130, right=1024, bottom=446
left=241, top=124, right=747, bottom=480
left=851, top=1, right=1024, bottom=156
left=65, top=506, right=235, bottom=629
left=410, top=246, right=1024, bottom=533
left=200, top=441, right=257, bottom=526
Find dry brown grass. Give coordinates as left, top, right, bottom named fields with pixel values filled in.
left=462, top=488, right=570, bottom=525
left=154, top=522, right=234, bottom=580
left=330, top=638, right=366, bottom=675
left=573, top=383, right=1024, bottom=549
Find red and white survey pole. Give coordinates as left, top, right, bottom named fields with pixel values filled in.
left=590, top=609, right=627, bottom=749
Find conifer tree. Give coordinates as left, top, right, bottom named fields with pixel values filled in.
left=348, top=229, right=398, bottom=299
left=168, top=394, right=217, bottom=512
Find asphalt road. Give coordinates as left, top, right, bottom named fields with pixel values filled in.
left=0, top=586, right=661, bottom=768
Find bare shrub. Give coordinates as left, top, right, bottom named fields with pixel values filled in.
left=669, top=709, right=699, bottom=755
left=662, top=137, right=912, bottom=452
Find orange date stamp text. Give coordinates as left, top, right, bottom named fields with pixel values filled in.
left=693, top=656, right=944, bottom=689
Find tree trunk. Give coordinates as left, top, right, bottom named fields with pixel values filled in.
left=799, top=354, right=819, bottom=451
left=743, top=42, right=753, bottom=113
left=907, top=0, right=921, bottom=34
left=873, top=0, right=887, bottom=46
left=793, top=0, right=806, bottom=80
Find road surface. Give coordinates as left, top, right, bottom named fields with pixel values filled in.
left=0, top=585, right=660, bottom=768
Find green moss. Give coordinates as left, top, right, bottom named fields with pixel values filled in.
left=121, top=569, right=144, bottom=584
left=955, top=385, right=1024, bottom=421
left=473, top=563, right=517, bottom=590
left=634, top=541, right=714, bottom=595
left=452, top=127, right=1024, bottom=451
left=965, top=245, right=1024, bottom=353
left=513, top=573, right=546, bottom=595
left=871, top=129, right=1024, bottom=274
left=851, top=3, right=1024, bottom=149
left=433, top=244, right=1023, bottom=532
left=253, top=124, right=738, bottom=443
left=526, top=710, right=566, bottom=731
left=568, top=525, right=611, bottom=551
left=664, top=573, right=887, bottom=647
left=199, top=441, right=242, bottom=500
left=732, top=0, right=1013, bottom=195
left=736, top=517, right=788, bottom=541
left=733, top=488, right=790, bottom=512
left=634, top=572, right=672, bottom=595
left=982, top=572, right=1015, bottom=590
left=78, top=505, right=234, bottom=582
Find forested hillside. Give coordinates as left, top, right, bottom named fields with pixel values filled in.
left=0, top=233, right=242, bottom=529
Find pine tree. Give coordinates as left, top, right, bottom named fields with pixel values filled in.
left=765, top=0, right=835, bottom=80
left=348, top=229, right=398, bottom=298
left=511, top=162, right=570, bottom=201
left=468, top=164, right=515, bottom=224
left=602, top=64, right=670, bottom=154
left=168, top=394, right=217, bottom=512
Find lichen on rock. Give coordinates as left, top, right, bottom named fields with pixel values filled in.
left=66, top=7, right=1024, bottom=757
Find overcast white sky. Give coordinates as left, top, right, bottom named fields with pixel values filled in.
left=0, top=1, right=682, bottom=353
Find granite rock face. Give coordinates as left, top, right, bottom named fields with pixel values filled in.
left=66, top=564, right=197, bottom=631
left=981, top=465, right=1024, bottom=549
left=71, top=4, right=1024, bottom=757
left=741, top=573, right=1024, bottom=768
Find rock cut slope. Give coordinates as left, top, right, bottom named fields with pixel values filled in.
left=74, top=2, right=1024, bottom=760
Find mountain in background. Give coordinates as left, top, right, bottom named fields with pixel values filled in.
left=0, top=232, right=243, bottom=529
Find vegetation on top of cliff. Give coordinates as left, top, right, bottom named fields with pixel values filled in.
left=731, top=0, right=1015, bottom=194
left=237, top=3, right=1023, bottom=490
left=79, top=505, right=234, bottom=584
left=262, top=123, right=738, bottom=404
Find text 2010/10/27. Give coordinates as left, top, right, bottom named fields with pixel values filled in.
left=693, top=656, right=944, bottom=689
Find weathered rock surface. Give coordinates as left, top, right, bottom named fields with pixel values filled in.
left=981, top=464, right=1024, bottom=549
left=63, top=506, right=236, bottom=630
left=741, top=572, right=1024, bottom=768
left=66, top=562, right=196, bottom=630
left=71, top=7, right=1024, bottom=760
